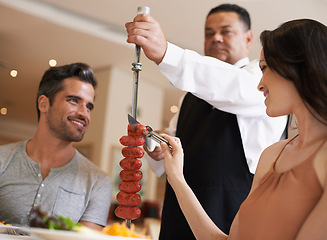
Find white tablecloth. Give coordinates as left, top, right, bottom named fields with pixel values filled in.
left=0, top=233, right=38, bottom=239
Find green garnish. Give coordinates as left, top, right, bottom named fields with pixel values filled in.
left=29, top=206, right=81, bottom=231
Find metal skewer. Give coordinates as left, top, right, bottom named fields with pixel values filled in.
left=131, top=46, right=141, bottom=120
left=131, top=6, right=150, bottom=120
left=127, top=6, right=150, bottom=229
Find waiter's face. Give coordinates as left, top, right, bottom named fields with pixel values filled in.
left=204, top=11, right=253, bottom=65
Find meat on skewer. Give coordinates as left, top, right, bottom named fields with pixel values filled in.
left=115, top=124, right=146, bottom=220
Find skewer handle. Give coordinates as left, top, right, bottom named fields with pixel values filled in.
left=137, top=6, right=150, bottom=15
left=131, top=6, right=150, bottom=120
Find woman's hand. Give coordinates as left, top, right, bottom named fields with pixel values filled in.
left=160, top=134, right=185, bottom=185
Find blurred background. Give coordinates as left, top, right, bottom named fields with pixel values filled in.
left=0, top=0, right=326, bottom=232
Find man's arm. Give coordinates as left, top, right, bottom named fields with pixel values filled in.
left=159, top=43, right=266, bottom=116
left=126, top=14, right=266, bottom=117
left=79, top=173, right=112, bottom=229
left=79, top=220, right=103, bottom=231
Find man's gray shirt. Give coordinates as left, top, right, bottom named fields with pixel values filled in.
left=0, top=140, right=112, bottom=226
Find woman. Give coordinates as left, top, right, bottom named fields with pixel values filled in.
left=160, top=19, right=327, bottom=240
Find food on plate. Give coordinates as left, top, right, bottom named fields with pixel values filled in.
left=115, top=124, right=146, bottom=220
left=101, top=221, right=150, bottom=238
left=28, top=206, right=87, bottom=232
left=0, top=221, right=12, bottom=226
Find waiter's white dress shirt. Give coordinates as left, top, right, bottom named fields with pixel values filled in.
left=146, top=42, right=287, bottom=176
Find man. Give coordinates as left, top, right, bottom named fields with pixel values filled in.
left=0, top=63, right=112, bottom=230
left=126, top=4, right=287, bottom=239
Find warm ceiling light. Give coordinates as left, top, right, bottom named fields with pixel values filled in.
left=170, top=105, right=178, bottom=113
left=10, top=70, right=17, bottom=77
left=49, top=59, right=57, bottom=67
left=0, top=107, right=7, bottom=115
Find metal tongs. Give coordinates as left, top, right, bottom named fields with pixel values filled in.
left=128, top=114, right=172, bottom=151
left=143, top=125, right=173, bottom=152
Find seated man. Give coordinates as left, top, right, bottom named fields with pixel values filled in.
left=0, top=62, right=112, bottom=230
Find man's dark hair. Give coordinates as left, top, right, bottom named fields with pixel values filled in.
left=36, top=62, right=97, bottom=120
left=207, top=4, right=251, bottom=30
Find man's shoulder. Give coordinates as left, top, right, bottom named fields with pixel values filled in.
left=75, top=151, right=99, bottom=169
left=75, top=151, right=110, bottom=180
left=0, top=141, right=24, bottom=157
left=0, top=141, right=25, bottom=171
left=0, top=141, right=21, bottom=148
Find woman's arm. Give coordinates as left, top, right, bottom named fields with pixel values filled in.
left=161, top=134, right=287, bottom=240
left=161, top=134, right=228, bottom=240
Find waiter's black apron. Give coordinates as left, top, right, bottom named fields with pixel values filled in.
left=159, top=92, right=254, bottom=239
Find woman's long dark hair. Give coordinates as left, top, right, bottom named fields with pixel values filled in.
left=260, top=19, right=327, bottom=125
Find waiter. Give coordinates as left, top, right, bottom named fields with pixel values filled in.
left=125, top=4, right=287, bottom=239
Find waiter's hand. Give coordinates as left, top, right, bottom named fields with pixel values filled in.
left=144, top=144, right=165, bottom=161
left=125, top=14, right=167, bottom=64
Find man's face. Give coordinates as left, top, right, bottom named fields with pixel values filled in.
left=46, top=77, right=95, bottom=142
left=204, top=11, right=253, bottom=64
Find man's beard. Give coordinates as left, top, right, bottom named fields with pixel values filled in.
left=47, top=111, right=85, bottom=142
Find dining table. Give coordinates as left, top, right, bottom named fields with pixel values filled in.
left=0, top=225, right=154, bottom=240
left=0, top=231, right=37, bottom=240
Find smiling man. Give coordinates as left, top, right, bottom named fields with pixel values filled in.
left=0, top=63, right=112, bottom=230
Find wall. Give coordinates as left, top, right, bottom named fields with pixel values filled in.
left=0, top=118, right=37, bottom=144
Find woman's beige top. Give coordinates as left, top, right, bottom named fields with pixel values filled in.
left=237, top=136, right=324, bottom=239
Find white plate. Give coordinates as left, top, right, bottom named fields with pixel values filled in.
left=21, top=227, right=151, bottom=240
left=0, top=225, right=20, bottom=234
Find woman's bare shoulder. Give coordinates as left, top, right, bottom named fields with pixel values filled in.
left=250, top=140, right=288, bottom=192
left=258, top=139, right=288, bottom=170
left=263, top=139, right=288, bottom=155
left=314, top=140, right=327, bottom=188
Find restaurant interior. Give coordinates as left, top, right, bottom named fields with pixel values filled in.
left=0, top=0, right=326, bottom=239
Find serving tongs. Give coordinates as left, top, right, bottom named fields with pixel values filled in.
left=144, top=126, right=173, bottom=152
left=128, top=114, right=172, bottom=152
